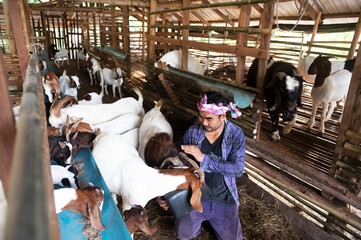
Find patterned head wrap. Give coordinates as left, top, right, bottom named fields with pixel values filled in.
left=197, top=94, right=242, bottom=118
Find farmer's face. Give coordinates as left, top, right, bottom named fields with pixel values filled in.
left=198, top=111, right=225, bottom=133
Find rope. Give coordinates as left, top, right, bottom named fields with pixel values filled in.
left=275, top=0, right=311, bottom=32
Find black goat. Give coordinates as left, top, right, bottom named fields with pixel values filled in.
left=248, top=59, right=304, bottom=141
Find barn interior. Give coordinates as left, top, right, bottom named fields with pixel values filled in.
left=0, top=0, right=361, bottom=239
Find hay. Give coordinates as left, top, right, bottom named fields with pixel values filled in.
left=81, top=216, right=102, bottom=240
left=238, top=186, right=302, bottom=240
left=121, top=185, right=302, bottom=240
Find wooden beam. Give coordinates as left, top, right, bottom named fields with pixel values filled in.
left=202, top=0, right=234, bottom=27
left=191, top=11, right=210, bottom=26
left=347, top=11, right=361, bottom=60
left=147, top=35, right=269, bottom=59
left=149, top=0, right=275, bottom=15
left=331, top=45, right=361, bottom=176
left=307, top=12, right=322, bottom=55
left=2, top=0, right=16, bottom=53
left=8, top=0, right=29, bottom=81
left=71, top=0, right=149, bottom=7
left=19, top=0, right=31, bottom=50
left=236, top=5, right=251, bottom=85
left=148, top=0, right=157, bottom=61
left=256, top=2, right=274, bottom=140
left=0, top=50, right=15, bottom=198
left=297, top=0, right=319, bottom=21
left=182, top=0, right=190, bottom=72
left=252, top=3, right=263, bottom=14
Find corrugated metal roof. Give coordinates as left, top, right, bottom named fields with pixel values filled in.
left=158, top=0, right=361, bottom=26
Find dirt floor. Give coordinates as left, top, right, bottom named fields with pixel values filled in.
left=52, top=60, right=303, bottom=240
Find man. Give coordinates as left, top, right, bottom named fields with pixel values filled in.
left=158, top=91, right=245, bottom=240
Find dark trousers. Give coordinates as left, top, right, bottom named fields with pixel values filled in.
left=174, top=201, right=243, bottom=240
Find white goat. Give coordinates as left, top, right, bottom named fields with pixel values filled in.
left=99, top=64, right=123, bottom=98
left=91, top=113, right=142, bottom=135
left=121, top=128, right=139, bottom=149
left=307, top=56, right=352, bottom=134
left=78, top=91, right=104, bottom=105
left=138, top=100, right=173, bottom=161
left=54, top=48, right=69, bottom=68
left=92, top=132, right=204, bottom=212
left=90, top=58, right=101, bottom=85
left=154, top=49, right=206, bottom=75
left=76, top=48, right=88, bottom=70
left=298, top=50, right=354, bottom=83
left=59, top=70, right=81, bottom=100
left=49, top=88, right=144, bottom=129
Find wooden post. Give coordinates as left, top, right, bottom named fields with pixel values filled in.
left=93, top=12, right=97, bottom=46
left=347, top=12, right=361, bottom=60
left=111, top=8, right=117, bottom=48
left=330, top=44, right=361, bottom=177
left=0, top=50, right=15, bottom=198
left=182, top=0, right=190, bottom=72
left=19, top=0, right=31, bottom=50
left=148, top=0, right=157, bottom=61
left=307, top=12, right=322, bottom=55
left=142, top=7, right=146, bottom=62
left=256, top=2, right=274, bottom=140
left=8, top=0, right=29, bottom=81
left=122, top=6, right=130, bottom=54
left=2, top=0, right=16, bottom=53
left=236, top=5, right=251, bottom=85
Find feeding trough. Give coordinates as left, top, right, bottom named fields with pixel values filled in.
left=57, top=148, right=131, bottom=240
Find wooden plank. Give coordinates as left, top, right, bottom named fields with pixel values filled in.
left=182, top=0, right=190, bottom=72
left=331, top=45, right=361, bottom=176
left=147, top=35, right=269, bottom=59
left=8, top=0, right=29, bottom=81
left=307, top=12, right=322, bottom=55
left=347, top=12, right=361, bottom=60
left=191, top=11, right=210, bottom=26
left=0, top=49, right=15, bottom=198
left=148, top=0, right=157, bottom=61
left=236, top=5, right=251, bottom=85
left=2, top=0, right=16, bottom=53
left=255, top=2, right=274, bottom=140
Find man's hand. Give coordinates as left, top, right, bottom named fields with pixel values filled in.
left=181, top=145, right=204, bottom=163
left=156, top=196, right=169, bottom=211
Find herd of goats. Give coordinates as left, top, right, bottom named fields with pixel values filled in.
left=1, top=44, right=356, bottom=238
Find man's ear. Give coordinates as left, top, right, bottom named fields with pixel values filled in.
left=220, top=113, right=226, bottom=121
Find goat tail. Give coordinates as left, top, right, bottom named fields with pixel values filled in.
left=155, top=99, right=164, bottom=110
left=62, top=69, right=67, bottom=76
left=133, top=87, right=143, bottom=106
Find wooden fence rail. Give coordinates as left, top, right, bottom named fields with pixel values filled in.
left=3, top=45, right=60, bottom=240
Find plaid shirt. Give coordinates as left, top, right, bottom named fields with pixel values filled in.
left=182, top=120, right=245, bottom=206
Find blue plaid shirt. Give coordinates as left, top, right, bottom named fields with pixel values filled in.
left=182, top=120, right=245, bottom=206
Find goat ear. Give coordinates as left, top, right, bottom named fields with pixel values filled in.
left=189, top=177, right=203, bottom=213
left=72, top=131, right=79, bottom=140
left=58, top=141, right=66, bottom=149
left=265, top=76, right=282, bottom=112
left=72, top=118, right=83, bottom=130
left=136, top=219, right=157, bottom=236
left=88, top=200, right=106, bottom=231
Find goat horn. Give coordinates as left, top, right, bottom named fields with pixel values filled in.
left=193, top=169, right=205, bottom=184
left=178, top=152, right=200, bottom=169
left=159, top=156, right=184, bottom=169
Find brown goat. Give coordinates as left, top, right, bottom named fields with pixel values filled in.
left=123, top=205, right=157, bottom=236
left=59, top=186, right=105, bottom=231
left=144, top=132, right=178, bottom=168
